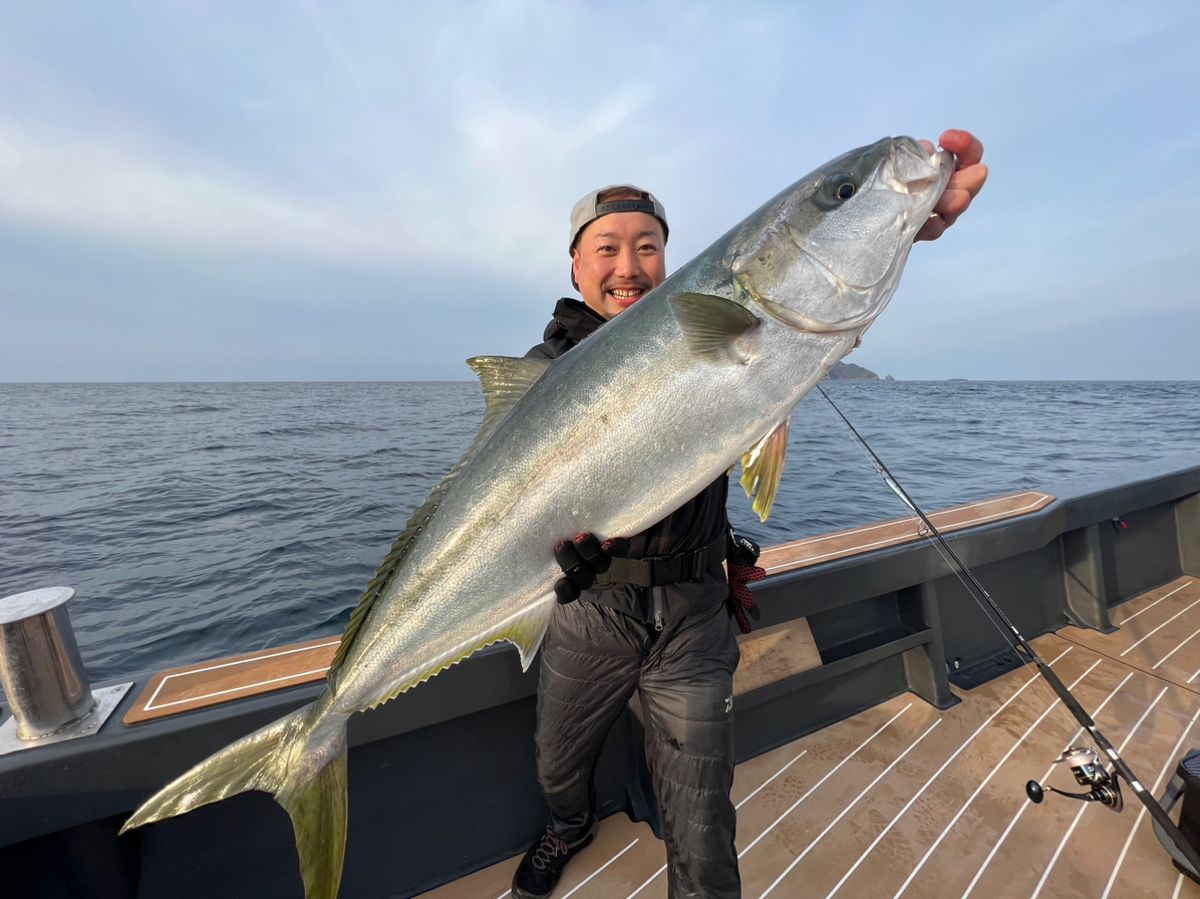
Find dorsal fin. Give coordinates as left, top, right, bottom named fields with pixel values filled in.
left=740, top=418, right=790, bottom=521
left=467, top=355, right=552, bottom=433
left=327, top=355, right=551, bottom=679
left=668, top=292, right=760, bottom=364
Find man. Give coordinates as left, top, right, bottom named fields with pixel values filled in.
left=511, top=131, right=988, bottom=899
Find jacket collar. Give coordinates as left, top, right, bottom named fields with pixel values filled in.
left=544, top=297, right=607, bottom=345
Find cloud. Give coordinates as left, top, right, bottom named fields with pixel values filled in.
left=0, top=119, right=417, bottom=266
left=1, top=1, right=1198, bottom=381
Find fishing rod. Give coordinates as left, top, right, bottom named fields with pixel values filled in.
left=815, top=384, right=1200, bottom=879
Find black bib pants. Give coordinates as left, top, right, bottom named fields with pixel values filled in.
left=536, top=596, right=741, bottom=899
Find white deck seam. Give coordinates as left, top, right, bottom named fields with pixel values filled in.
left=770, top=493, right=1045, bottom=551
left=1029, top=684, right=1168, bottom=898
left=561, top=839, right=638, bottom=898
left=1152, top=625, right=1200, bottom=670
left=735, top=750, right=808, bottom=811
left=824, top=647, right=1074, bottom=898
left=736, top=703, right=913, bottom=862
left=758, top=719, right=943, bottom=899
left=1100, top=704, right=1200, bottom=898
left=769, top=497, right=1047, bottom=569
left=891, top=657, right=1101, bottom=898
left=1113, top=580, right=1191, bottom=626
left=960, top=670, right=1135, bottom=898
left=626, top=863, right=666, bottom=899
left=145, top=667, right=333, bottom=711
left=1120, top=596, right=1200, bottom=657
left=142, top=639, right=340, bottom=710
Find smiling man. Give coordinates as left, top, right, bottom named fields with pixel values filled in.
left=524, top=185, right=670, bottom=361
left=569, top=186, right=668, bottom=318
left=514, top=131, right=987, bottom=899
left=519, top=184, right=746, bottom=899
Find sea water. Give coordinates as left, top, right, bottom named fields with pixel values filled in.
left=1, top=380, right=1197, bottom=681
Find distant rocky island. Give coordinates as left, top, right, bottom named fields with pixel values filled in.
left=826, top=361, right=885, bottom=380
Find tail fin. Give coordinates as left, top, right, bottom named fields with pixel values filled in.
left=121, top=704, right=349, bottom=899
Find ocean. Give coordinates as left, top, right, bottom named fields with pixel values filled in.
left=2, top=380, right=1198, bottom=683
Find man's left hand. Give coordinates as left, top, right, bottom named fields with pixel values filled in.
left=915, top=129, right=988, bottom=243
left=727, top=532, right=765, bottom=634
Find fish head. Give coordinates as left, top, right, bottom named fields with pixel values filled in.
left=729, top=136, right=953, bottom=334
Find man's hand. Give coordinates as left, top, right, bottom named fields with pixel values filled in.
left=553, top=533, right=629, bottom=604
left=915, top=129, right=988, bottom=243
left=727, top=532, right=765, bottom=633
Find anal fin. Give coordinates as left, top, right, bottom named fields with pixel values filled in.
left=361, top=595, right=557, bottom=712
left=741, top=418, right=790, bottom=521
left=504, top=593, right=557, bottom=671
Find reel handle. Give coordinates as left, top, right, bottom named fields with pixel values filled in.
left=1025, top=778, right=1123, bottom=810
left=1026, top=780, right=1045, bottom=804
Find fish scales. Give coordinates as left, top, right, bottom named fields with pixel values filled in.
left=123, top=136, right=954, bottom=898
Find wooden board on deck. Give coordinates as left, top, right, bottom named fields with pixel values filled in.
left=759, top=490, right=1054, bottom=576
left=733, top=617, right=821, bottom=697
left=123, top=636, right=339, bottom=724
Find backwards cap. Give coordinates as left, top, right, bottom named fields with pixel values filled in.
left=568, top=184, right=669, bottom=252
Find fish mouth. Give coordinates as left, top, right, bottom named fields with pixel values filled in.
left=887, top=139, right=954, bottom=204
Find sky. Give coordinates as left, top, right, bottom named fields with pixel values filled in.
left=1, top=0, right=1197, bottom=382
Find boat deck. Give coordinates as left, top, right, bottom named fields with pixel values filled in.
left=422, top=575, right=1200, bottom=899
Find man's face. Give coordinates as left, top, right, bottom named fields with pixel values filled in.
left=571, top=211, right=667, bottom=319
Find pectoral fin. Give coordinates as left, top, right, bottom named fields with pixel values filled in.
left=741, top=418, right=790, bottom=521
left=668, top=292, right=760, bottom=364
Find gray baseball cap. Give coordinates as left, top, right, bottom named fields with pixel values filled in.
left=568, top=184, right=669, bottom=252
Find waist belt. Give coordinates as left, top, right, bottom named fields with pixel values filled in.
left=595, top=533, right=726, bottom=588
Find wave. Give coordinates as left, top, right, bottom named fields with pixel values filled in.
left=4, top=380, right=1198, bottom=682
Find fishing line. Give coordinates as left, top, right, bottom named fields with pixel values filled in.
left=816, top=382, right=1070, bottom=680
left=814, top=383, right=1200, bottom=877
left=813, top=386, right=1031, bottom=668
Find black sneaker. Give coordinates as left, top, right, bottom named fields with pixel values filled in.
left=511, top=822, right=598, bottom=899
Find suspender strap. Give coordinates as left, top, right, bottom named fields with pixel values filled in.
left=595, top=533, right=726, bottom=587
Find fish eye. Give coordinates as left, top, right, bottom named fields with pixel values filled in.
left=812, top=173, right=860, bottom=210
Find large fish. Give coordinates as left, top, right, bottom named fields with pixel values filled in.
left=122, top=136, right=953, bottom=897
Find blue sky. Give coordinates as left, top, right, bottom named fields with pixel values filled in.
left=1, top=1, right=1197, bottom=381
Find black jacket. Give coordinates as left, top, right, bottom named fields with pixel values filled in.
left=525, top=298, right=730, bottom=620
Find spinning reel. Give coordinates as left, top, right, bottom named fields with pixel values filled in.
left=1026, top=747, right=1124, bottom=812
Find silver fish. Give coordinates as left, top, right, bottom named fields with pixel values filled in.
left=122, top=136, right=953, bottom=898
